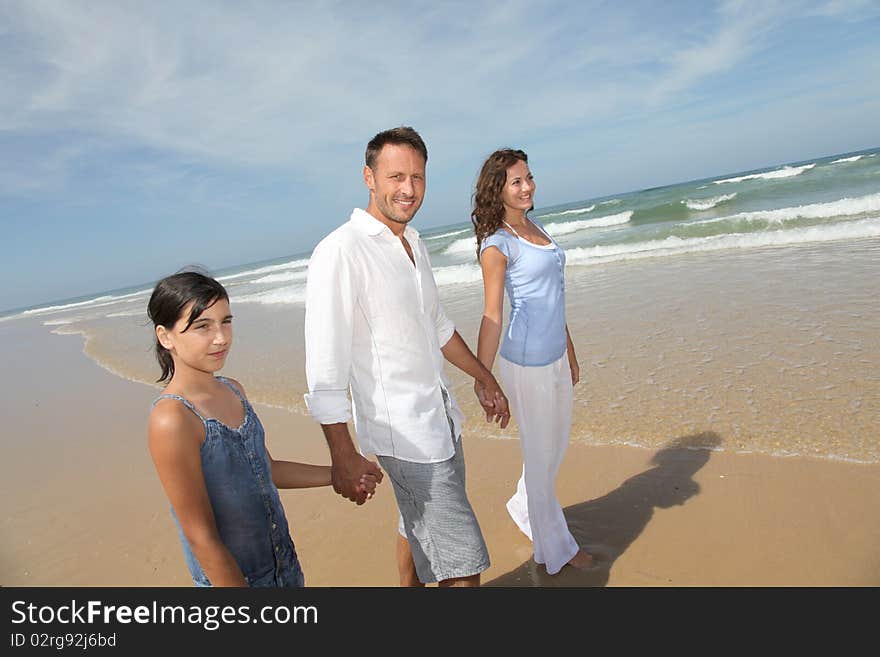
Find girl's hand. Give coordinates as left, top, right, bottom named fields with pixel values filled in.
left=359, top=473, right=380, bottom=500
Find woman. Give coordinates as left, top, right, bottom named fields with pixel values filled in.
left=472, top=149, right=592, bottom=575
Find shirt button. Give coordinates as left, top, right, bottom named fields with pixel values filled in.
left=272, top=523, right=277, bottom=530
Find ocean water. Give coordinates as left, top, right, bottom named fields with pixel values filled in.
left=5, top=146, right=879, bottom=463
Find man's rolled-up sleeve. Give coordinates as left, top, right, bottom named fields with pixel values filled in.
left=303, top=239, right=355, bottom=424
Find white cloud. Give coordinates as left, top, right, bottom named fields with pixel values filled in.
left=0, top=0, right=877, bottom=182
left=0, top=2, right=686, bottom=166
left=809, top=0, right=880, bottom=19
left=645, top=2, right=790, bottom=104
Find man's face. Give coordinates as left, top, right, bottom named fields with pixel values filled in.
left=364, top=144, right=426, bottom=227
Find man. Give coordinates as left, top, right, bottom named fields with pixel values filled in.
left=304, top=126, right=510, bottom=587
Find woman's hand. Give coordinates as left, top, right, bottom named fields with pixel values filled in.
left=565, top=325, right=579, bottom=386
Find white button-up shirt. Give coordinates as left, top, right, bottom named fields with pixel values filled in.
left=303, top=208, right=465, bottom=463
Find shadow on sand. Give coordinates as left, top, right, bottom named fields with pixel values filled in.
left=485, top=431, right=722, bottom=587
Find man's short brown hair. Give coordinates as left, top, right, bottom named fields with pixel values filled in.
left=365, top=126, right=428, bottom=169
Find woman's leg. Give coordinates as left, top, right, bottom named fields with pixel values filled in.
left=500, top=355, right=579, bottom=575
left=551, top=356, right=592, bottom=569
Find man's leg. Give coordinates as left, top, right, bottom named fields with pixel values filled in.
left=399, top=532, right=478, bottom=586
left=378, top=441, right=489, bottom=587
left=438, top=574, right=480, bottom=587
left=396, top=533, right=423, bottom=587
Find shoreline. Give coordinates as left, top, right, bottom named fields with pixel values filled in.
left=2, top=317, right=878, bottom=586
left=43, top=236, right=880, bottom=466
left=59, top=318, right=880, bottom=467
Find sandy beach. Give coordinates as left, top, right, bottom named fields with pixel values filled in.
left=2, top=304, right=878, bottom=587
left=3, top=0, right=880, bottom=595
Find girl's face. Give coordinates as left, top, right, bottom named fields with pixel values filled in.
left=501, top=159, right=535, bottom=217
left=158, top=297, right=233, bottom=375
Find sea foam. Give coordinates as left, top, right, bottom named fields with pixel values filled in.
left=713, top=163, right=816, bottom=185
left=232, top=286, right=307, bottom=306
left=105, top=309, right=147, bottom=318
left=252, top=270, right=309, bottom=285
left=544, top=211, right=633, bottom=236
left=217, top=258, right=310, bottom=283
left=433, top=263, right=483, bottom=286
left=23, top=295, right=116, bottom=315
left=539, top=205, right=596, bottom=219
left=831, top=155, right=863, bottom=164
left=423, top=228, right=471, bottom=241
left=692, top=192, right=880, bottom=226
left=444, top=236, right=478, bottom=256
left=565, top=217, right=880, bottom=265
left=43, top=317, right=81, bottom=326
left=682, top=193, right=737, bottom=211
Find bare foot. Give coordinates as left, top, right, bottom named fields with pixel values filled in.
left=568, top=549, right=593, bottom=570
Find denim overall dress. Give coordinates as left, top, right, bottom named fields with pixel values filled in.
left=153, top=376, right=304, bottom=587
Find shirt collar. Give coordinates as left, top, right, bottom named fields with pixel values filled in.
left=350, top=208, right=420, bottom=240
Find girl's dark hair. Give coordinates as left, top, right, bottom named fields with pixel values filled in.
left=471, top=148, right=529, bottom=260
left=147, top=270, right=229, bottom=383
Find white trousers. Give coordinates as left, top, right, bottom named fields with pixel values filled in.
left=499, top=352, right=580, bottom=575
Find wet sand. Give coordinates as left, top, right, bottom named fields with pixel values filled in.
left=72, top=238, right=880, bottom=466
left=2, top=317, right=878, bottom=586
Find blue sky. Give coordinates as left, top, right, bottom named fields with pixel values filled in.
left=1, top=0, right=879, bottom=312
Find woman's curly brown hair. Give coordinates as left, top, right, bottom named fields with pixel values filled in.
left=471, top=148, right=529, bottom=260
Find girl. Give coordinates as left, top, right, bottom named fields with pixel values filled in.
left=471, top=149, right=592, bottom=575
left=147, top=270, right=376, bottom=587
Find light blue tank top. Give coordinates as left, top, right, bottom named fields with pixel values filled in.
left=480, top=219, right=567, bottom=367
left=152, top=376, right=303, bottom=587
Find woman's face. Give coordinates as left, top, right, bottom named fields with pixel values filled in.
left=501, top=159, right=535, bottom=216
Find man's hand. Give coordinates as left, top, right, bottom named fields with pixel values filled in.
left=439, top=329, right=511, bottom=429
left=330, top=451, right=384, bottom=505
left=320, top=424, right=384, bottom=506
left=474, top=376, right=511, bottom=429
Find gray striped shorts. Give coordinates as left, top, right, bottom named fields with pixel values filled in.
left=377, top=432, right=490, bottom=584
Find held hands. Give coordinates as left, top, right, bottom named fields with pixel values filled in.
left=474, top=376, right=511, bottom=429
left=331, top=451, right=384, bottom=506
left=359, top=472, right=380, bottom=500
